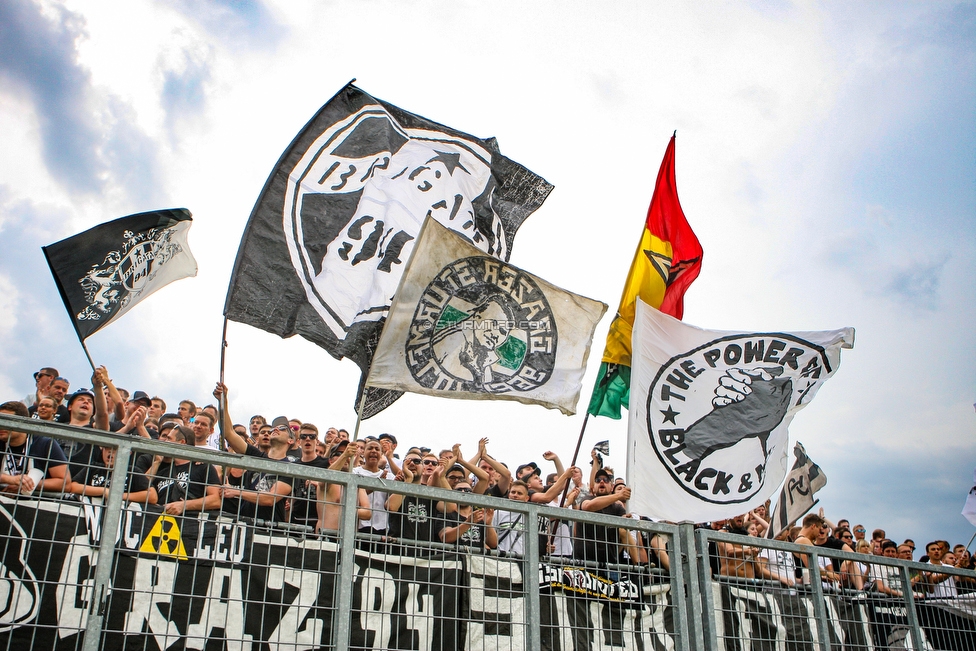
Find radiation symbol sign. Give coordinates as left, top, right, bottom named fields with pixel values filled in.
left=139, top=515, right=188, bottom=560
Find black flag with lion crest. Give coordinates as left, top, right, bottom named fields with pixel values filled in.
left=43, top=208, right=197, bottom=342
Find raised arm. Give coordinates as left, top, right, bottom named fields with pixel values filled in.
left=100, top=367, right=126, bottom=422
left=543, top=451, right=565, bottom=477
left=530, top=467, right=575, bottom=504
left=212, top=383, right=247, bottom=454
left=91, top=368, right=109, bottom=431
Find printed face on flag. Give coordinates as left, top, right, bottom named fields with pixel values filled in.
left=627, top=299, right=853, bottom=522
left=284, top=107, right=505, bottom=339
left=368, top=219, right=606, bottom=415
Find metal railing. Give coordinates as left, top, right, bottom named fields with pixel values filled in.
left=0, top=414, right=972, bottom=650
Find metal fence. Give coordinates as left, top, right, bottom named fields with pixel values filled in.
left=0, top=414, right=972, bottom=650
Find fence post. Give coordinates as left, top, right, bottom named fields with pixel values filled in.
left=331, top=474, right=361, bottom=651
left=693, top=527, right=719, bottom=651
left=899, top=564, right=927, bottom=649
left=80, top=440, right=134, bottom=651
left=524, top=503, right=542, bottom=651
left=806, top=548, right=833, bottom=651
left=676, top=523, right=703, bottom=651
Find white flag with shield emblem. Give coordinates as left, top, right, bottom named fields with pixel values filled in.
left=628, top=299, right=853, bottom=522
left=367, top=219, right=607, bottom=415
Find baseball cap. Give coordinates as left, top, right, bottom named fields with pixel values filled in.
left=516, top=462, right=540, bottom=479
left=271, top=416, right=290, bottom=428
left=378, top=433, right=398, bottom=445
left=131, top=391, right=152, bottom=407
left=67, top=388, right=95, bottom=406
left=329, top=440, right=349, bottom=457
left=594, top=468, right=612, bottom=481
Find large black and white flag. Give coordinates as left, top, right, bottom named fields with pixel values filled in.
left=367, top=220, right=606, bottom=415
left=628, top=299, right=853, bottom=522
left=765, top=441, right=827, bottom=539
left=223, top=82, right=553, bottom=418
left=43, top=208, right=197, bottom=341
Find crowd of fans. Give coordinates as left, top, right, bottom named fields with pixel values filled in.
left=1, top=364, right=973, bottom=598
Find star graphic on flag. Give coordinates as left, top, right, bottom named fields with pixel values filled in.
left=660, top=405, right=679, bottom=424
left=644, top=249, right=672, bottom=284
left=427, top=151, right=469, bottom=176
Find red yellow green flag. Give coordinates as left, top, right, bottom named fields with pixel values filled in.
left=587, top=134, right=702, bottom=419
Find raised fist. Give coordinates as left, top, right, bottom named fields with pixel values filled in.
left=713, top=367, right=782, bottom=407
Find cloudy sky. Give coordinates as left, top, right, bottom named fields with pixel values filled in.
left=0, top=0, right=972, bottom=547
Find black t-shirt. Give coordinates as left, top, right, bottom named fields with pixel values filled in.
left=152, top=460, right=219, bottom=505
left=231, top=445, right=294, bottom=523
left=445, top=509, right=487, bottom=551
left=817, top=536, right=846, bottom=571
left=0, top=436, right=68, bottom=483
left=486, top=483, right=506, bottom=499
left=28, top=405, right=69, bottom=423
left=389, top=493, right=443, bottom=544
left=75, top=458, right=150, bottom=496
left=574, top=501, right=626, bottom=567
left=290, top=456, right=329, bottom=528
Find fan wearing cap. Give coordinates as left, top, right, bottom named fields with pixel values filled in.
left=212, top=384, right=293, bottom=523
left=58, top=366, right=119, bottom=478
left=21, top=367, right=59, bottom=409
left=0, top=400, right=70, bottom=494
left=111, top=390, right=154, bottom=439
left=574, top=468, right=631, bottom=566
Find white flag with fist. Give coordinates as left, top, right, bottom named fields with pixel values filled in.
left=627, top=299, right=854, bottom=523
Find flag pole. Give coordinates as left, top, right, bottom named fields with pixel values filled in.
left=351, top=385, right=369, bottom=443
left=545, top=411, right=591, bottom=551
left=79, top=338, right=97, bottom=373
left=218, top=317, right=229, bottom=451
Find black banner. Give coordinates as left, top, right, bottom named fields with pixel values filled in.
left=0, top=498, right=668, bottom=651
left=2, top=497, right=972, bottom=651
left=715, top=579, right=976, bottom=651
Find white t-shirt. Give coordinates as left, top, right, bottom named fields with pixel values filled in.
left=495, top=509, right=526, bottom=555
left=869, top=563, right=902, bottom=594
left=929, top=564, right=959, bottom=598
left=758, top=548, right=797, bottom=585
left=353, top=466, right=389, bottom=531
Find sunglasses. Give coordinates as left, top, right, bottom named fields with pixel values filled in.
left=422, top=460, right=438, bottom=466
left=405, top=458, right=421, bottom=464
left=854, top=528, right=865, bottom=533
left=455, top=488, right=473, bottom=493
left=273, top=425, right=289, bottom=432
left=290, top=425, right=300, bottom=431
left=595, top=477, right=611, bottom=483
left=447, top=475, right=465, bottom=482
left=299, top=434, right=316, bottom=440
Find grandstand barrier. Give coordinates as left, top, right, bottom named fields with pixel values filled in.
left=0, top=414, right=972, bottom=650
